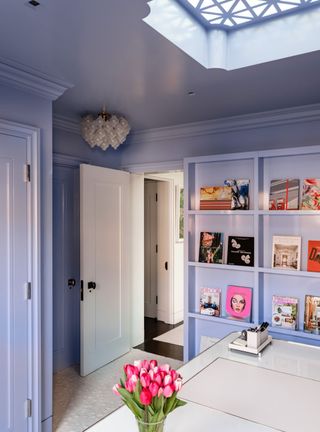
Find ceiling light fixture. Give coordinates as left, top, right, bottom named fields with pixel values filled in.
left=80, top=108, right=130, bottom=151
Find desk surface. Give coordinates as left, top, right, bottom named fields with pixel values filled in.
left=86, top=333, right=320, bottom=431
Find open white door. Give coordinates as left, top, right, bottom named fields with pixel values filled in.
left=80, top=164, right=131, bottom=376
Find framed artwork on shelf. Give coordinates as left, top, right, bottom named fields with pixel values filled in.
left=272, top=235, right=301, bottom=271
left=176, top=185, right=184, bottom=242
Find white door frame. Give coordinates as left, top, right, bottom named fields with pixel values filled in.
left=0, top=119, right=41, bottom=432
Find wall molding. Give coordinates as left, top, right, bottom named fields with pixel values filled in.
left=54, top=103, right=320, bottom=147
left=0, top=57, right=72, bottom=100
left=122, top=159, right=183, bottom=173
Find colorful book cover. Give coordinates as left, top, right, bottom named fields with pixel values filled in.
left=269, top=179, right=299, bottom=210
left=227, top=236, right=254, bottom=267
left=224, top=179, right=249, bottom=210
left=307, top=241, right=320, bottom=272
left=272, top=295, right=298, bottom=330
left=200, top=186, right=232, bottom=210
left=225, top=285, right=252, bottom=322
left=304, top=295, right=320, bottom=333
left=272, top=235, right=301, bottom=271
left=200, top=288, right=221, bottom=317
left=301, top=179, right=320, bottom=210
left=199, top=232, right=224, bottom=264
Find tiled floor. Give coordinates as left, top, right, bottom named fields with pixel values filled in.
left=134, top=317, right=184, bottom=361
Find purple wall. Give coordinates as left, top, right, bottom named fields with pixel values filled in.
left=0, top=83, right=53, bottom=429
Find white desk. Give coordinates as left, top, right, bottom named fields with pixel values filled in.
left=86, top=333, right=320, bottom=431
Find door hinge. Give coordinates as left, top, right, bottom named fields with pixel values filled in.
left=26, top=399, right=32, bottom=418
left=156, top=295, right=158, bottom=305
left=25, top=282, right=31, bottom=300
left=155, top=193, right=158, bottom=202
left=24, top=164, right=31, bottom=183
left=156, top=244, right=158, bottom=253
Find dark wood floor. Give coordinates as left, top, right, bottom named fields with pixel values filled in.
left=134, top=317, right=183, bottom=361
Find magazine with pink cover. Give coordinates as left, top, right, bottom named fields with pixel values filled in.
left=226, top=285, right=253, bottom=322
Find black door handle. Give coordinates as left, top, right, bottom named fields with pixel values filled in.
left=88, top=281, right=96, bottom=291
left=68, top=278, right=76, bottom=289
left=165, top=262, right=168, bottom=271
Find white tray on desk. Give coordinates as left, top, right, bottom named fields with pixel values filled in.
left=228, top=335, right=272, bottom=355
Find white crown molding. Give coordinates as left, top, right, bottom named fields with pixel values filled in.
left=130, top=103, right=320, bottom=145
left=121, top=159, right=183, bottom=173
left=0, top=57, right=73, bottom=100
left=53, top=114, right=80, bottom=134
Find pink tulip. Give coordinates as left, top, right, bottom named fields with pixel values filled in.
left=142, top=360, right=150, bottom=371
left=174, top=378, right=182, bottom=392
left=150, top=359, right=158, bottom=369
left=163, top=384, right=175, bottom=398
left=163, top=374, right=173, bottom=386
left=153, top=372, right=162, bottom=386
left=134, top=360, right=142, bottom=372
left=124, top=364, right=138, bottom=379
left=170, top=370, right=178, bottom=381
left=159, top=363, right=170, bottom=373
left=125, top=375, right=138, bottom=393
left=159, top=371, right=166, bottom=380
left=149, top=381, right=160, bottom=397
left=140, top=367, right=148, bottom=376
left=140, top=372, right=151, bottom=388
left=152, top=366, right=159, bottom=374
left=158, top=387, right=164, bottom=397
left=140, top=388, right=152, bottom=405
left=112, top=384, right=121, bottom=396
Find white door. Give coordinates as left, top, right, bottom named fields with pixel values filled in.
left=0, top=134, right=28, bottom=431
left=80, top=164, right=131, bottom=376
left=144, top=180, right=158, bottom=318
left=157, top=181, right=173, bottom=324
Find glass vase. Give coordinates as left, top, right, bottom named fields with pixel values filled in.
left=136, top=417, right=166, bottom=432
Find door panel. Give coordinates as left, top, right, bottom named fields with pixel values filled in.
left=80, top=164, right=130, bottom=376
left=144, top=180, right=157, bottom=318
left=0, top=135, right=28, bottom=432
left=53, top=166, right=80, bottom=372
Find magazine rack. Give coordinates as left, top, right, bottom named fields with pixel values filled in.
left=184, top=145, right=320, bottom=361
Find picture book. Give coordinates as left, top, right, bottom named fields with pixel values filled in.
left=200, top=288, right=221, bottom=317
left=272, top=295, right=298, bottom=330
left=272, top=235, right=301, bottom=271
left=307, top=241, right=320, bottom=272
left=199, top=232, right=224, bottom=264
left=225, top=285, right=252, bottom=322
left=269, top=179, right=299, bottom=210
left=224, top=179, right=249, bottom=210
left=301, top=179, right=320, bottom=210
left=304, top=295, right=320, bottom=334
left=227, top=236, right=254, bottom=267
left=199, top=186, right=232, bottom=210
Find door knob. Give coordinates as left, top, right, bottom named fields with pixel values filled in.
left=68, top=278, right=76, bottom=289
left=88, top=281, right=96, bottom=291
left=165, top=261, right=168, bottom=271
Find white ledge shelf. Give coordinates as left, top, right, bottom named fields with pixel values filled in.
left=188, top=312, right=255, bottom=327
left=258, top=210, right=320, bottom=216
left=269, top=326, right=320, bottom=341
left=188, top=262, right=255, bottom=272
left=258, top=267, right=320, bottom=278
left=187, top=210, right=255, bottom=215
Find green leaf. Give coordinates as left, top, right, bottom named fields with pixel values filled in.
left=164, top=392, right=177, bottom=416
left=118, top=387, right=133, bottom=403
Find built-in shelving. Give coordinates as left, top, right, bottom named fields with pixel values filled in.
left=184, top=145, right=320, bottom=362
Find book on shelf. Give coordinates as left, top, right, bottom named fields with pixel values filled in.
left=304, top=295, right=320, bottom=334
left=227, top=236, right=254, bottom=267
left=199, top=232, right=224, bottom=264
left=307, top=241, right=320, bottom=272
left=225, top=285, right=252, bottom=322
left=269, top=179, right=299, bottom=210
left=301, top=179, right=320, bottom=210
left=200, top=288, right=221, bottom=317
left=224, top=179, right=249, bottom=210
left=272, top=295, right=298, bottom=330
left=199, top=186, right=232, bottom=210
left=272, top=235, right=301, bottom=271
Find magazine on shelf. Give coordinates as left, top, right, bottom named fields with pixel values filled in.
left=307, top=241, right=320, bottom=272
left=269, top=179, right=299, bottom=210
left=304, top=295, right=320, bottom=334
left=272, top=235, right=301, bottom=271
left=224, top=179, right=249, bottom=210
left=199, top=232, right=224, bottom=264
left=225, top=285, right=252, bottom=322
left=272, top=295, right=298, bottom=330
left=301, top=179, right=320, bottom=210
left=227, top=236, right=254, bottom=267
left=200, top=288, right=221, bottom=317
left=199, top=186, right=232, bottom=210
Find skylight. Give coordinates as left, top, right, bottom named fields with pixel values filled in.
left=178, top=0, right=320, bottom=29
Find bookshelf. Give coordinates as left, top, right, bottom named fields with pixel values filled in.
left=184, top=145, right=320, bottom=361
